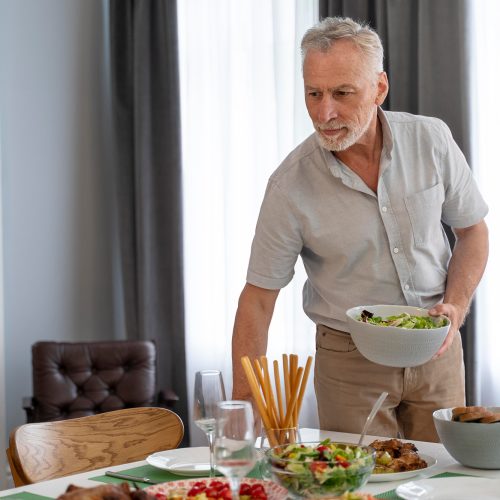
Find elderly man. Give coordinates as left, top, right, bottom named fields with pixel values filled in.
left=231, top=16, right=488, bottom=442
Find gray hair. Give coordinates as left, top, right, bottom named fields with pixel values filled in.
left=301, top=17, right=384, bottom=75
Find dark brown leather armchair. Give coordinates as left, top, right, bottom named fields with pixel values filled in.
left=23, top=340, right=179, bottom=422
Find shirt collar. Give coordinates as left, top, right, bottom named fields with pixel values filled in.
left=377, top=106, right=394, bottom=160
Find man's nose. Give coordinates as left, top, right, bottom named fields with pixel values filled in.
left=317, top=96, right=338, bottom=124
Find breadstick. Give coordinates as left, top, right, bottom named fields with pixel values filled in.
left=283, top=354, right=290, bottom=415
left=240, top=356, right=279, bottom=447
left=283, top=366, right=304, bottom=429
left=260, top=356, right=279, bottom=429
left=295, top=356, right=313, bottom=425
left=273, top=359, right=285, bottom=426
left=241, top=356, right=278, bottom=447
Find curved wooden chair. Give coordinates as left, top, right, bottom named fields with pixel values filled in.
left=6, top=406, right=184, bottom=486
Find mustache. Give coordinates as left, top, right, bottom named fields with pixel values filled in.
left=316, top=122, right=349, bottom=131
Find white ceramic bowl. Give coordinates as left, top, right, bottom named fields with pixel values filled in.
left=433, top=407, right=500, bottom=469
left=345, top=305, right=450, bottom=368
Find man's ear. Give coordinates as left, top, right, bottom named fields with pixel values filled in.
left=375, top=71, right=389, bottom=106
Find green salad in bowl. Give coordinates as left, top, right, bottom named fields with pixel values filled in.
left=264, top=440, right=375, bottom=498
left=357, top=310, right=449, bottom=329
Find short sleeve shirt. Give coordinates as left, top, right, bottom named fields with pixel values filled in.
left=246, top=109, right=489, bottom=332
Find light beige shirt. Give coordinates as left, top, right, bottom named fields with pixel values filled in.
left=247, top=109, right=488, bottom=332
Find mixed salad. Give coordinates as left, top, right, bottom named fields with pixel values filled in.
left=358, top=310, right=448, bottom=329
left=266, top=439, right=374, bottom=497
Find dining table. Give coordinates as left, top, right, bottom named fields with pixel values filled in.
left=1, top=427, right=500, bottom=499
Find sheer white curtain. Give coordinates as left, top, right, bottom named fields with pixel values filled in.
left=470, top=0, right=500, bottom=405
left=177, top=1, right=318, bottom=445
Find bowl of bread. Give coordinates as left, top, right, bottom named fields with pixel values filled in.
left=345, top=305, right=450, bottom=367
left=433, top=405, right=500, bottom=469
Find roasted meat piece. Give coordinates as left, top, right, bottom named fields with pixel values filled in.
left=391, top=452, right=428, bottom=472
left=369, top=438, right=427, bottom=473
left=370, top=438, right=418, bottom=457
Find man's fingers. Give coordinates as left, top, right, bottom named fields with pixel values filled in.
left=433, top=330, right=455, bottom=359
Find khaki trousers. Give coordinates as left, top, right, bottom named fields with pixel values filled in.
left=314, top=324, right=466, bottom=442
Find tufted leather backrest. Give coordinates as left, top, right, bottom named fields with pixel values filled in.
left=31, top=340, right=157, bottom=421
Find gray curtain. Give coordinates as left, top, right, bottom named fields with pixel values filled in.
left=319, top=0, right=478, bottom=403
left=107, top=0, right=189, bottom=441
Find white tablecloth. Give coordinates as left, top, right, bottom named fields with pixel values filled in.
left=2, top=427, right=500, bottom=498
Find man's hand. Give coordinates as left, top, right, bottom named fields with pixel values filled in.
left=429, top=302, right=467, bottom=358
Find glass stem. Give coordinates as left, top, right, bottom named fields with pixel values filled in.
left=228, top=477, right=240, bottom=500
left=207, top=431, right=215, bottom=477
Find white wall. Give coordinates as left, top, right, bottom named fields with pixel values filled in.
left=0, top=0, right=114, bottom=444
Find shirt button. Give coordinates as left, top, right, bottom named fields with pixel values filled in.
left=393, top=247, right=399, bottom=253
left=404, top=284, right=410, bottom=290
left=381, top=206, right=387, bottom=212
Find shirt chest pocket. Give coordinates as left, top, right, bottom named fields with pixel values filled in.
left=404, top=183, right=445, bottom=247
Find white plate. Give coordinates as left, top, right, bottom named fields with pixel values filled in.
left=396, top=476, right=500, bottom=499
left=146, top=447, right=212, bottom=476
left=368, top=453, right=437, bottom=482
left=145, top=478, right=287, bottom=500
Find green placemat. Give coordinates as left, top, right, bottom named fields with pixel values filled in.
left=0, top=493, right=52, bottom=500
left=92, top=467, right=473, bottom=498
left=374, top=472, right=472, bottom=499
left=0, top=470, right=476, bottom=500
left=90, top=463, right=263, bottom=487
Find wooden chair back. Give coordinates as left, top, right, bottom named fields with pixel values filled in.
left=6, top=407, right=184, bottom=486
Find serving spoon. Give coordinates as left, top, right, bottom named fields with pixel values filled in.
left=358, top=391, right=389, bottom=446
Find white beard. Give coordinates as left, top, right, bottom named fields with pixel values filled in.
left=314, top=115, right=372, bottom=152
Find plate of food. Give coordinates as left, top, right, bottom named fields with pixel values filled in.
left=146, top=447, right=212, bottom=476
left=368, top=438, right=436, bottom=482
left=144, top=478, right=287, bottom=500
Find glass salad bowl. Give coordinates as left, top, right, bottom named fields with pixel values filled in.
left=264, top=440, right=375, bottom=498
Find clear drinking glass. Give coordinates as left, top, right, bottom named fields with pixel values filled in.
left=193, top=370, right=227, bottom=477
left=214, top=400, right=256, bottom=500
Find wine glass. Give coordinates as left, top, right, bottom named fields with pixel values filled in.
left=193, top=370, right=227, bottom=477
left=214, top=400, right=256, bottom=500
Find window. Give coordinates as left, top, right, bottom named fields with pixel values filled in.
left=470, top=0, right=500, bottom=403
left=177, top=0, right=319, bottom=444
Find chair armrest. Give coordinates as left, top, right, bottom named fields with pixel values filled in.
left=157, top=388, right=180, bottom=408
left=22, top=397, right=36, bottom=423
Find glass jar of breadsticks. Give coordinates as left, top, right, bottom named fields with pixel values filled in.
left=241, top=353, right=313, bottom=447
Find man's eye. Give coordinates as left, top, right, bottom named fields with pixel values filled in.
left=308, top=91, right=321, bottom=98
left=335, top=91, right=351, bottom=97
